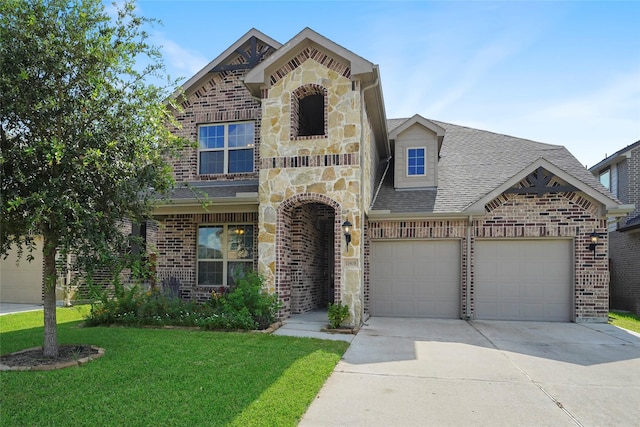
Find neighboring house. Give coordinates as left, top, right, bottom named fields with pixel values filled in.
left=589, top=141, right=640, bottom=315
left=0, top=237, right=44, bottom=304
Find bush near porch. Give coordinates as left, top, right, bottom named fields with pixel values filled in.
left=85, top=272, right=281, bottom=330
left=0, top=306, right=348, bottom=426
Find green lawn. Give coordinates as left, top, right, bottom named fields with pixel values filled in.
left=0, top=306, right=348, bottom=426
left=609, top=311, right=640, bottom=334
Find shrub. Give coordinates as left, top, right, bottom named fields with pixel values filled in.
left=223, top=272, right=281, bottom=329
left=327, top=302, right=350, bottom=329
left=85, top=272, right=280, bottom=331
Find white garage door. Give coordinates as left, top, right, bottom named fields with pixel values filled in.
left=475, top=240, right=572, bottom=321
left=371, top=240, right=460, bottom=318
left=0, top=238, right=44, bottom=304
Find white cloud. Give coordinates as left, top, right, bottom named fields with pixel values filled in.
left=154, top=35, right=209, bottom=79
left=533, top=72, right=640, bottom=121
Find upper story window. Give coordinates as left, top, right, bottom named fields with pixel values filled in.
left=198, top=122, right=254, bottom=175
left=599, top=168, right=611, bottom=190
left=291, top=84, right=327, bottom=138
left=407, top=147, right=426, bottom=176
left=197, top=224, right=254, bottom=287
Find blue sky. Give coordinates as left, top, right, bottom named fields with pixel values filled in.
left=130, top=0, right=639, bottom=168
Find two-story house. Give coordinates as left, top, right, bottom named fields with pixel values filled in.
left=151, top=28, right=630, bottom=326
left=590, top=141, right=640, bottom=315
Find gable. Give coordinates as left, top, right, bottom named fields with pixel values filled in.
left=175, top=28, right=281, bottom=103
left=466, top=159, right=624, bottom=217
left=244, top=28, right=376, bottom=96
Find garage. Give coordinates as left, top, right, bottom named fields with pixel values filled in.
left=370, top=240, right=461, bottom=318
left=0, top=238, right=44, bottom=304
left=474, top=239, right=572, bottom=321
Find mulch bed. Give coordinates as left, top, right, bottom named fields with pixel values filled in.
left=0, top=345, right=104, bottom=371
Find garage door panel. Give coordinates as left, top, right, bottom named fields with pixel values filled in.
left=475, top=240, right=572, bottom=322
left=371, top=240, right=460, bottom=318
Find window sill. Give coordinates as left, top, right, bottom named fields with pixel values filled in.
left=292, top=135, right=327, bottom=140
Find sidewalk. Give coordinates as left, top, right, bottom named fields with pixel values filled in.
left=272, top=310, right=356, bottom=343
left=0, top=303, right=43, bottom=316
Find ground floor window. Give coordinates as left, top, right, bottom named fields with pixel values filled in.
left=197, top=224, right=254, bottom=287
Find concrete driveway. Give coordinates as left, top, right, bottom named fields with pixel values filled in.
left=300, top=318, right=640, bottom=427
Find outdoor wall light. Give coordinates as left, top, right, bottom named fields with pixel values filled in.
left=342, top=220, right=352, bottom=246
left=588, top=231, right=604, bottom=252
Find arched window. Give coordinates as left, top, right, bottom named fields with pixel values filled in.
left=291, top=85, right=327, bottom=138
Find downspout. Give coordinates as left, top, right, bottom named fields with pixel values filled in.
left=358, top=78, right=379, bottom=325
left=465, top=215, right=473, bottom=320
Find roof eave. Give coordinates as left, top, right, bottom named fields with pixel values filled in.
left=171, top=28, right=282, bottom=101
left=368, top=210, right=483, bottom=221
left=466, top=158, right=621, bottom=214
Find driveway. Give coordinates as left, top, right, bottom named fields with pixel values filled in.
left=300, top=318, right=640, bottom=427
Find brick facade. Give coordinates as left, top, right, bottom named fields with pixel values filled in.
left=365, top=192, right=609, bottom=322
left=156, top=212, right=258, bottom=303
left=609, top=145, right=640, bottom=314
left=609, top=230, right=640, bottom=313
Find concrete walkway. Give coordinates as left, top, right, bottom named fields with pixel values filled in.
left=0, top=303, right=43, bottom=316
left=300, top=317, right=640, bottom=427
left=273, top=310, right=355, bottom=343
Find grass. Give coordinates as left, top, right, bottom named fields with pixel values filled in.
left=0, top=306, right=349, bottom=426
left=609, top=311, right=640, bottom=334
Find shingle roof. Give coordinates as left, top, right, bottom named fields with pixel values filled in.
left=373, top=119, right=616, bottom=214
left=589, top=139, right=640, bottom=172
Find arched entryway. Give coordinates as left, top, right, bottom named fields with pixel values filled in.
left=277, top=194, right=343, bottom=318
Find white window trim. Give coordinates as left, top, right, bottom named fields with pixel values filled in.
left=197, top=121, right=255, bottom=175
left=406, top=146, right=426, bottom=177
left=197, top=224, right=254, bottom=287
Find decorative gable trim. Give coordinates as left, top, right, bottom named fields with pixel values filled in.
left=244, top=27, right=374, bottom=97
left=172, top=28, right=281, bottom=101
left=464, top=158, right=623, bottom=216
left=503, top=166, right=578, bottom=197
left=211, top=36, right=275, bottom=73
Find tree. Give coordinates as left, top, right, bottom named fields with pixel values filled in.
left=0, top=0, right=185, bottom=357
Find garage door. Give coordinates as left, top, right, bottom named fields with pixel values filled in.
left=475, top=240, right=572, bottom=321
left=371, top=240, right=460, bottom=318
left=0, top=238, right=44, bottom=304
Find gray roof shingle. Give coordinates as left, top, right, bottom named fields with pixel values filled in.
left=373, top=119, right=616, bottom=214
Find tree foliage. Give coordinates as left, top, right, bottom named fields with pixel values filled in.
left=0, top=0, right=185, bottom=356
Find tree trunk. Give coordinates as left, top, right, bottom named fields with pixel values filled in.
left=42, top=236, right=58, bottom=358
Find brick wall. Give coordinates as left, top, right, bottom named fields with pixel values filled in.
left=609, top=145, right=640, bottom=314
left=365, top=192, right=609, bottom=322
left=169, top=69, right=262, bottom=183
left=480, top=193, right=608, bottom=322
left=275, top=193, right=343, bottom=319
left=290, top=203, right=333, bottom=313
left=155, top=212, right=258, bottom=303
left=609, top=230, right=640, bottom=314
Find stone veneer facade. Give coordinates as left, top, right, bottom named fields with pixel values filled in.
left=257, top=53, right=372, bottom=325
